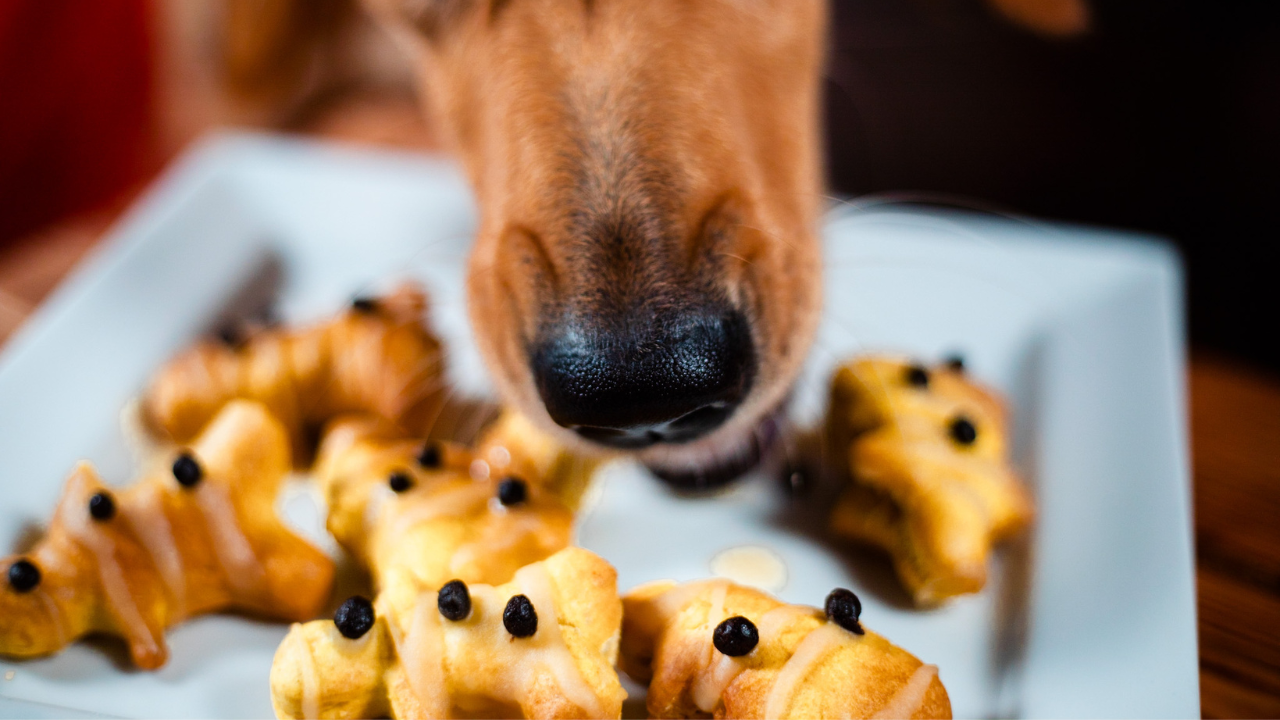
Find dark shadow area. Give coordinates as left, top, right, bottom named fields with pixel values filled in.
left=764, top=425, right=920, bottom=610
left=988, top=333, right=1046, bottom=718
left=825, top=0, right=1280, bottom=374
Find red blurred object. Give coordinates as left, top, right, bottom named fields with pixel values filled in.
left=0, top=0, right=155, bottom=244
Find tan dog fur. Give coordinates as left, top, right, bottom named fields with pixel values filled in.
left=363, top=0, right=826, bottom=466
left=207, top=0, right=1086, bottom=467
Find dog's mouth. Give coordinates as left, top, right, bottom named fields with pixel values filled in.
left=568, top=401, right=738, bottom=449
left=638, top=406, right=783, bottom=491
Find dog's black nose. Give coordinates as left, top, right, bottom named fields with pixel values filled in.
left=532, top=308, right=755, bottom=449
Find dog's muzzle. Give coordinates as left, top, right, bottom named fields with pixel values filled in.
left=531, top=307, right=755, bottom=449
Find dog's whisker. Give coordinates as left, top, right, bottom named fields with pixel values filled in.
left=715, top=251, right=756, bottom=267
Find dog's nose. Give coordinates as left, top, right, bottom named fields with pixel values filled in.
left=532, top=308, right=755, bottom=448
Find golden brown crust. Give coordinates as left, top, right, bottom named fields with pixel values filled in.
left=311, top=410, right=599, bottom=610
left=270, top=548, right=627, bottom=719
left=620, top=579, right=952, bottom=719
left=0, top=401, right=334, bottom=669
left=827, top=357, right=1034, bottom=605
left=143, top=284, right=445, bottom=462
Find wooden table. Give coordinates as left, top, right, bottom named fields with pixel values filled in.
left=2, top=126, right=1278, bottom=719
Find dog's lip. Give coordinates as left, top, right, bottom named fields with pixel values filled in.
left=636, top=407, right=783, bottom=491
left=567, top=401, right=738, bottom=449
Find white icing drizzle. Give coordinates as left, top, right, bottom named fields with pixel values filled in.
left=487, top=445, right=511, bottom=468
left=694, top=649, right=743, bottom=712
left=297, top=626, right=321, bottom=720
left=60, top=503, right=160, bottom=660
left=400, top=592, right=450, bottom=718
left=515, top=562, right=604, bottom=718
left=709, top=545, right=788, bottom=593
left=706, top=582, right=728, bottom=625
left=124, top=488, right=187, bottom=617
left=694, top=603, right=817, bottom=713
left=385, top=483, right=492, bottom=542
left=363, top=482, right=395, bottom=537
left=764, top=622, right=858, bottom=720
left=446, top=509, right=561, bottom=578
left=869, top=664, right=938, bottom=720
left=649, top=580, right=721, bottom=621
left=34, top=588, right=68, bottom=647
left=194, top=481, right=266, bottom=599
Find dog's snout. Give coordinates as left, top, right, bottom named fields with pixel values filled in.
left=532, top=308, right=755, bottom=449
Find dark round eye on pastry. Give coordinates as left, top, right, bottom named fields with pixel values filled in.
left=904, top=364, right=930, bottom=388
left=781, top=464, right=811, bottom=497
left=417, top=442, right=442, bottom=469
left=389, top=471, right=414, bottom=493
left=944, top=354, right=966, bottom=372
left=7, top=559, right=40, bottom=593
left=713, top=616, right=759, bottom=656
left=215, top=326, right=244, bottom=349
left=497, top=477, right=528, bottom=506
left=949, top=416, right=978, bottom=446
left=351, top=297, right=379, bottom=314
left=825, top=588, right=865, bottom=635
left=172, top=453, right=203, bottom=488
left=333, top=595, right=376, bottom=639
left=437, top=579, right=471, bottom=621
left=88, top=492, right=116, bottom=521
left=503, top=594, right=538, bottom=637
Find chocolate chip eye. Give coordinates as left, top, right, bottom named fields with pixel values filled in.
left=825, top=588, right=864, bottom=635
left=437, top=579, right=471, bottom=621
left=503, top=594, right=538, bottom=637
left=945, top=354, right=966, bottom=372
left=497, top=477, right=528, bottom=506
left=417, top=442, right=442, bottom=469
left=7, top=559, right=40, bottom=593
left=388, top=471, right=414, bottom=493
left=713, top=616, right=759, bottom=657
left=333, top=595, right=376, bottom=639
left=215, top=326, right=243, bottom=349
left=172, top=453, right=203, bottom=488
left=351, top=297, right=378, bottom=314
left=88, top=492, right=116, bottom=521
left=949, top=416, right=978, bottom=446
left=904, top=365, right=930, bottom=388
left=781, top=464, right=810, bottom=497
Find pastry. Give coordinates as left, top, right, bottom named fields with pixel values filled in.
left=312, top=410, right=596, bottom=608
left=0, top=401, right=334, bottom=669
left=270, top=547, right=627, bottom=719
left=826, top=356, right=1034, bottom=605
left=621, top=579, right=950, bottom=719
left=143, top=284, right=445, bottom=461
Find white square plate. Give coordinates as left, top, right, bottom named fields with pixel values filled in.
left=0, top=134, right=1197, bottom=719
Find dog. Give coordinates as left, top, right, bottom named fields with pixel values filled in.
left=360, top=0, right=827, bottom=489
left=213, top=0, right=1089, bottom=488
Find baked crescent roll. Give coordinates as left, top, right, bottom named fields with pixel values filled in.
left=270, top=547, right=627, bottom=719
left=0, top=401, right=334, bottom=669
left=621, top=579, right=951, bottom=719
left=312, top=410, right=598, bottom=607
left=827, top=356, right=1034, bottom=605
left=143, top=284, right=445, bottom=461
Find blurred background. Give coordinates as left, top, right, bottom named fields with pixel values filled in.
left=1, top=0, right=1277, bottom=716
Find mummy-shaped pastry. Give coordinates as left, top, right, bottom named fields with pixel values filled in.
left=270, top=547, right=627, bottom=719
left=621, top=580, right=951, bottom=719
left=312, top=411, right=594, bottom=607
left=0, top=401, right=334, bottom=669
left=143, top=284, right=445, bottom=460
left=826, top=357, right=1034, bottom=605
